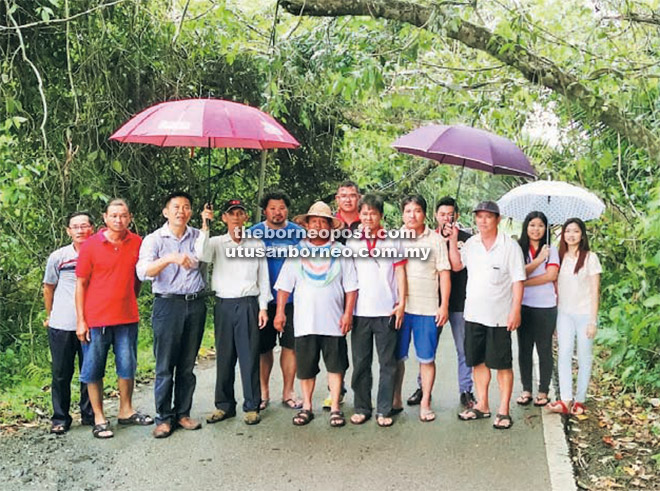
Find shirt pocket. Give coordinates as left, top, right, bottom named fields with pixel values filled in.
left=488, top=262, right=508, bottom=286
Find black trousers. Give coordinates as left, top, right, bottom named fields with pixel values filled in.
left=152, top=296, right=206, bottom=425
left=48, top=328, right=93, bottom=427
left=214, top=297, right=261, bottom=413
left=517, top=305, right=557, bottom=394
left=351, top=316, right=397, bottom=417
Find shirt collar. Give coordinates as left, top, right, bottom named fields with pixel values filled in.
left=159, top=223, right=192, bottom=240
left=99, top=228, right=133, bottom=243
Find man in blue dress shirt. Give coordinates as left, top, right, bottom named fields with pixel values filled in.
left=137, top=191, right=208, bottom=438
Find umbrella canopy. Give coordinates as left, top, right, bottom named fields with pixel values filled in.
left=109, top=98, right=300, bottom=212
left=497, top=180, right=605, bottom=224
left=110, top=98, right=299, bottom=149
left=391, top=124, right=536, bottom=179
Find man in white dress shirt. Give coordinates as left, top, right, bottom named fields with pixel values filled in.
left=196, top=199, right=271, bottom=425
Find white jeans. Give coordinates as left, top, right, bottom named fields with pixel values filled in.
left=556, top=311, right=593, bottom=403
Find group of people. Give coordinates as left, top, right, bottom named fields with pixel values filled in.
left=43, top=180, right=601, bottom=439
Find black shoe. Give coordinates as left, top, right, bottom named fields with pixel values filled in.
left=460, top=391, right=477, bottom=409
left=407, top=388, right=423, bottom=406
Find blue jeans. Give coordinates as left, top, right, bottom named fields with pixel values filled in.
left=557, top=311, right=593, bottom=403
left=80, top=323, right=138, bottom=383
left=449, top=312, right=473, bottom=393
left=152, top=297, right=206, bottom=425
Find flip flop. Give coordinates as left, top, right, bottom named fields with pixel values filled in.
left=376, top=414, right=394, bottom=427
left=350, top=413, right=370, bottom=425
left=391, top=407, right=404, bottom=415
left=419, top=409, right=436, bottom=423
left=329, top=410, right=346, bottom=428
left=282, top=398, right=303, bottom=410
left=458, top=408, right=491, bottom=421
left=259, top=399, right=270, bottom=411
left=546, top=400, right=571, bottom=415
left=293, top=409, right=314, bottom=426
left=516, top=393, right=533, bottom=406
left=534, top=395, right=550, bottom=407
left=92, top=421, right=114, bottom=439
left=571, top=402, right=586, bottom=416
left=118, top=412, right=154, bottom=426
left=493, top=414, right=513, bottom=430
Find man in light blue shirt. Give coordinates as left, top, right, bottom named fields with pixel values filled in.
left=136, top=191, right=207, bottom=438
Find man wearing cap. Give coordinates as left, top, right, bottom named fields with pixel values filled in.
left=248, top=190, right=304, bottom=411
left=274, top=201, right=358, bottom=428
left=43, top=211, right=95, bottom=434
left=196, top=199, right=271, bottom=426
left=392, top=195, right=451, bottom=423
left=449, top=200, right=525, bottom=430
left=136, top=191, right=207, bottom=438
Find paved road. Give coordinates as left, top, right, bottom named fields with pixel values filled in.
left=0, top=331, right=553, bottom=491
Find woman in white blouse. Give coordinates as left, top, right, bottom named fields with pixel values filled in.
left=547, top=218, right=601, bottom=416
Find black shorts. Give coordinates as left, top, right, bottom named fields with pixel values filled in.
left=295, top=335, right=349, bottom=380
left=259, top=303, right=295, bottom=354
left=464, top=321, right=512, bottom=370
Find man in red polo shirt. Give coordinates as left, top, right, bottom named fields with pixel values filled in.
left=76, top=199, right=153, bottom=439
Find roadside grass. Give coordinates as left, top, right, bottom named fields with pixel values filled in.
left=0, top=298, right=216, bottom=427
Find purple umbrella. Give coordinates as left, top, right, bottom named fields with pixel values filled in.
left=392, top=124, right=536, bottom=196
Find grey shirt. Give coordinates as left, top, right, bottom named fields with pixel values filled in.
left=136, top=223, right=206, bottom=295
left=43, top=244, right=78, bottom=331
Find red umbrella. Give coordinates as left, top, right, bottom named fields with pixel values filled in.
left=110, top=98, right=300, bottom=208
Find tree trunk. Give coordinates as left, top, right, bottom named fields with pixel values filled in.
left=281, top=0, right=660, bottom=160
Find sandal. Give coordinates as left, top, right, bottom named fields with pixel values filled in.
left=206, top=409, right=236, bottom=424
left=516, top=393, right=533, bottom=406
left=376, top=414, right=393, bottom=427
left=493, top=414, right=513, bottom=430
left=546, top=400, right=571, bottom=415
left=293, top=409, right=314, bottom=426
left=458, top=408, right=491, bottom=421
left=282, top=398, right=303, bottom=410
left=259, top=399, right=270, bottom=411
left=419, top=409, right=436, bottom=423
left=92, top=421, right=114, bottom=439
left=50, top=424, right=68, bottom=435
left=350, top=413, right=370, bottom=425
left=391, top=407, right=404, bottom=415
left=118, top=412, right=154, bottom=426
left=571, top=402, right=586, bottom=416
left=329, top=410, right=346, bottom=428
left=534, top=395, right=550, bottom=407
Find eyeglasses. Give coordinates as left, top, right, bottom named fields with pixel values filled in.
left=69, top=224, right=92, bottom=231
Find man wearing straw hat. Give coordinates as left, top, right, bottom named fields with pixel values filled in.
left=274, top=201, right=358, bottom=428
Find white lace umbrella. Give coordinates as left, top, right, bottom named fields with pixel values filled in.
left=497, top=180, right=605, bottom=224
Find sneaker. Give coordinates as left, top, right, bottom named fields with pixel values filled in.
left=407, top=387, right=423, bottom=406
left=460, top=391, right=476, bottom=409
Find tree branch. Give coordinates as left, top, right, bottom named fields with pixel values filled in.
left=280, top=0, right=660, bottom=159
left=0, top=0, right=127, bottom=31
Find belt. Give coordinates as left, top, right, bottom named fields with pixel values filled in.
left=154, top=291, right=212, bottom=301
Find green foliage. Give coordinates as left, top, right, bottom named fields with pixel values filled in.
left=2, top=0, right=660, bottom=422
